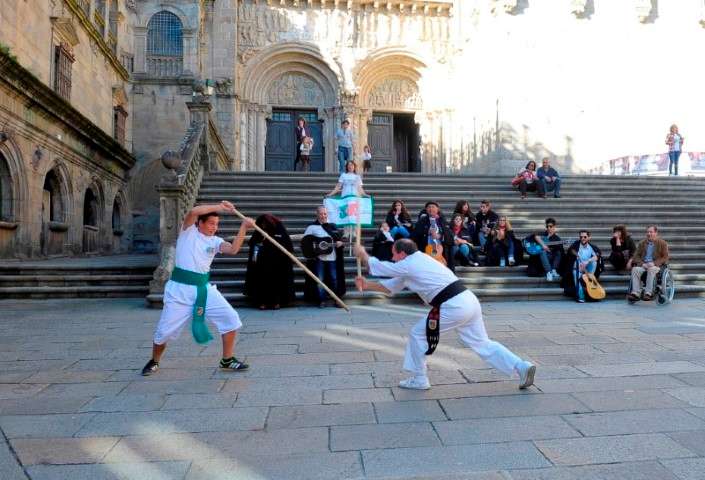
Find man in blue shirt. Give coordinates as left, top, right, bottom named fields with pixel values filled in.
left=335, top=119, right=354, bottom=173
left=537, top=157, right=561, bottom=198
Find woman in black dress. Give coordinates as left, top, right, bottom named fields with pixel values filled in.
left=245, top=214, right=295, bottom=309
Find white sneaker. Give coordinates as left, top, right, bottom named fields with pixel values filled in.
left=500, top=258, right=506, bottom=267
left=399, top=376, right=431, bottom=390
left=508, top=256, right=516, bottom=266
left=546, top=272, right=553, bottom=282
left=551, top=270, right=561, bottom=281
left=517, top=361, right=536, bottom=389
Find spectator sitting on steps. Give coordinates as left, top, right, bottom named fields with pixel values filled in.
left=609, top=224, right=636, bottom=272
left=537, top=157, right=561, bottom=199
left=474, top=200, right=499, bottom=253
left=527, top=217, right=564, bottom=281
left=384, top=200, right=413, bottom=239
left=512, top=160, right=545, bottom=200
left=627, top=225, right=669, bottom=302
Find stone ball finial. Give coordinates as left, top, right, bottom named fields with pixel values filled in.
left=161, top=150, right=181, bottom=171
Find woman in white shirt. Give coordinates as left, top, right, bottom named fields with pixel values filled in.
left=326, top=160, right=368, bottom=197
left=665, top=124, right=685, bottom=176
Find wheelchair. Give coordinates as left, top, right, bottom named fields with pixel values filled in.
left=627, top=264, right=675, bottom=305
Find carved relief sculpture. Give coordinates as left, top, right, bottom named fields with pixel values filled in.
left=367, top=78, right=422, bottom=110
left=267, top=73, right=324, bottom=107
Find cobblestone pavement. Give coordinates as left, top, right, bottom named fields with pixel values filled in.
left=2, top=297, right=705, bottom=479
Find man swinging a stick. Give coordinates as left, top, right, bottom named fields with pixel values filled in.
left=354, top=239, right=536, bottom=390
left=142, top=201, right=255, bottom=376
left=142, top=201, right=350, bottom=376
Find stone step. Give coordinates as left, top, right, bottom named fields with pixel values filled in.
left=0, top=274, right=153, bottom=286
left=208, top=273, right=705, bottom=292
left=145, top=283, right=705, bottom=308
left=0, top=285, right=149, bottom=299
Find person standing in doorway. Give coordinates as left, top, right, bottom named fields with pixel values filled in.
left=336, top=119, right=354, bottom=173
left=362, top=145, right=372, bottom=173
left=665, top=124, right=684, bottom=176
left=294, top=117, right=308, bottom=171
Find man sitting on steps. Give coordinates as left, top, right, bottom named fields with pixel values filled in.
left=627, top=225, right=669, bottom=302
left=529, top=218, right=564, bottom=282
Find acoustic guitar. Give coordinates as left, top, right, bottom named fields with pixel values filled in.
left=425, top=241, right=447, bottom=265
left=301, top=235, right=334, bottom=258
left=581, top=272, right=606, bottom=301
left=522, top=237, right=568, bottom=256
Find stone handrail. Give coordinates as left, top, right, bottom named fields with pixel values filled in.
left=148, top=98, right=233, bottom=297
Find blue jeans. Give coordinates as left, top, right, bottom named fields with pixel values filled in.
left=338, top=146, right=352, bottom=172
left=540, top=178, right=561, bottom=197
left=539, top=249, right=562, bottom=273
left=390, top=226, right=410, bottom=238
left=478, top=232, right=488, bottom=249
left=453, top=244, right=478, bottom=264
left=315, top=260, right=337, bottom=301
left=495, top=240, right=515, bottom=265
left=669, top=151, right=681, bottom=175
left=575, top=261, right=597, bottom=301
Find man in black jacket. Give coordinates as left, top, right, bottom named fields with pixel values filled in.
left=302, top=206, right=346, bottom=307
left=474, top=200, right=499, bottom=251
left=413, top=201, right=455, bottom=271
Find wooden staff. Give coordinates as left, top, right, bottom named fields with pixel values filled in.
left=231, top=208, right=350, bottom=312
left=355, top=213, right=362, bottom=278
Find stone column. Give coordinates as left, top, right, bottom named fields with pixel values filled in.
left=322, top=107, right=338, bottom=172
left=251, top=104, right=269, bottom=172
left=134, top=26, right=147, bottom=73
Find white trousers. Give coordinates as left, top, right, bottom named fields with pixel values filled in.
left=403, top=290, right=522, bottom=377
left=154, top=282, right=242, bottom=345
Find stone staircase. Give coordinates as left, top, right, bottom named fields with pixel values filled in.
left=0, top=255, right=157, bottom=299
left=148, top=172, right=705, bottom=305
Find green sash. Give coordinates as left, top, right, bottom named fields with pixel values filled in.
left=170, top=267, right=213, bottom=344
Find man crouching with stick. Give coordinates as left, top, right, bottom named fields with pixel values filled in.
left=142, top=201, right=254, bottom=376
left=354, top=239, right=536, bottom=390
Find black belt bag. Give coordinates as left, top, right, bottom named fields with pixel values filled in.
left=425, top=280, right=467, bottom=355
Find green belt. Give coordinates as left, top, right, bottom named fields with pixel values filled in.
left=170, top=267, right=213, bottom=344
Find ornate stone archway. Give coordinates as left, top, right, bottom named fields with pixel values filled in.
left=355, top=50, right=432, bottom=172
left=238, top=42, right=342, bottom=172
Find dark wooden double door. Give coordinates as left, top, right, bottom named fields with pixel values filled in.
left=367, top=112, right=421, bottom=172
left=265, top=110, right=324, bottom=171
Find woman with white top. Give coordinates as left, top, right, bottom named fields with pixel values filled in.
left=665, top=124, right=685, bottom=176
left=326, top=160, right=368, bottom=198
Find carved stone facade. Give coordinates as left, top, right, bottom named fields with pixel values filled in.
left=0, top=0, right=136, bottom=259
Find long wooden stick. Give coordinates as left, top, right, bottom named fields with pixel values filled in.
left=355, top=209, right=362, bottom=278
left=231, top=208, right=350, bottom=312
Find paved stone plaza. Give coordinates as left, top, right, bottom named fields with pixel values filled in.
left=2, top=298, right=705, bottom=479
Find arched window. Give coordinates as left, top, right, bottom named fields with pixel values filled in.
left=0, top=153, right=12, bottom=221
left=146, top=11, right=183, bottom=77
left=43, top=170, right=64, bottom=222
left=83, top=188, right=98, bottom=227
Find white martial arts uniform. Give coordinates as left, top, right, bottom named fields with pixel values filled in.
left=368, top=251, right=522, bottom=377
left=154, top=225, right=241, bottom=345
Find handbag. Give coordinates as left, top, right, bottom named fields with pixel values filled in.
left=511, top=175, right=522, bottom=186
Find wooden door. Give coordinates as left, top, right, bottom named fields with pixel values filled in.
left=265, top=111, right=295, bottom=171
left=265, top=110, right=324, bottom=171
left=367, top=113, right=394, bottom=172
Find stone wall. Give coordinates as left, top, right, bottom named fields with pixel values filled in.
left=0, top=0, right=136, bottom=259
